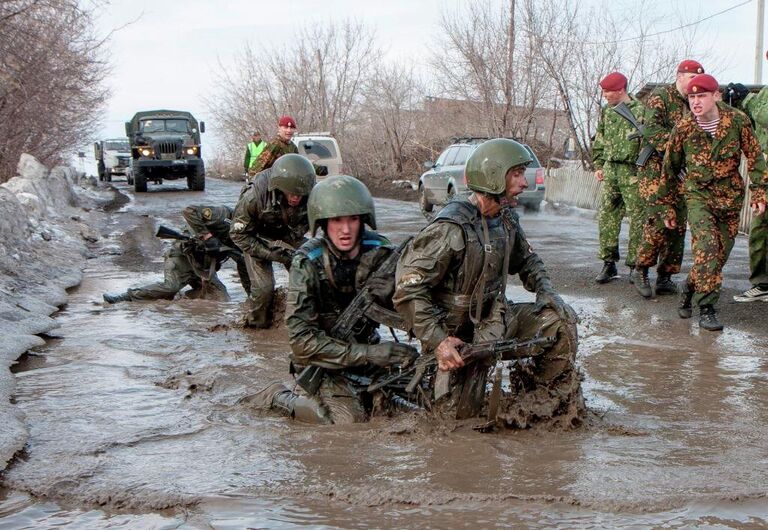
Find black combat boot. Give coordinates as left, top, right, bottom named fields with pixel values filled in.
left=634, top=267, right=652, bottom=298
left=655, top=272, right=678, bottom=295
left=699, top=305, right=723, bottom=331
left=103, top=292, right=130, bottom=304
left=678, top=282, right=694, bottom=319
left=595, top=261, right=619, bottom=284
left=628, top=266, right=636, bottom=285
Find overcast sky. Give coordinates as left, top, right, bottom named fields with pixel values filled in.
left=85, top=0, right=762, bottom=165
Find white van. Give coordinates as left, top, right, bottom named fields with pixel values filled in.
left=291, top=133, right=342, bottom=178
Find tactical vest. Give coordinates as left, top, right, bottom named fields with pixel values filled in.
left=244, top=172, right=309, bottom=245
left=297, top=231, right=390, bottom=339
left=431, top=200, right=511, bottom=328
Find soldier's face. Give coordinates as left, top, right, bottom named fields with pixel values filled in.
left=285, top=193, right=303, bottom=207
left=278, top=125, right=295, bottom=141
left=327, top=215, right=361, bottom=254
left=602, top=88, right=624, bottom=106
left=676, top=72, right=697, bottom=95
left=504, top=165, right=528, bottom=204
left=252, top=134, right=261, bottom=142
left=688, top=91, right=717, bottom=117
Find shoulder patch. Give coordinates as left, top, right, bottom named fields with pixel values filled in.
left=232, top=221, right=246, bottom=233
left=202, top=207, right=212, bottom=221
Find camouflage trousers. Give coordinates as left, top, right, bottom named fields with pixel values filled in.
left=242, top=254, right=276, bottom=328
left=636, top=158, right=687, bottom=274
left=597, top=162, right=644, bottom=267
left=748, top=212, right=768, bottom=286
left=686, top=198, right=741, bottom=307
left=127, top=253, right=229, bottom=301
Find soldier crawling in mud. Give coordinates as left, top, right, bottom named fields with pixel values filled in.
left=653, top=73, right=768, bottom=331
left=102, top=205, right=250, bottom=303
left=230, top=154, right=317, bottom=328
left=248, top=175, right=417, bottom=423
left=393, top=139, right=584, bottom=428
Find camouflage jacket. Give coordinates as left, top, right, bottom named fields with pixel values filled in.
left=657, top=103, right=768, bottom=210
left=393, top=200, right=551, bottom=351
left=249, top=136, right=297, bottom=175
left=182, top=205, right=237, bottom=248
left=741, top=86, right=768, bottom=153
left=592, top=97, right=645, bottom=168
left=642, top=84, right=691, bottom=156
left=229, top=169, right=309, bottom=260
left=286, top=232, right=394, bottom=369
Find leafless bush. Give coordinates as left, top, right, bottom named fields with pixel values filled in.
left=0, top=0, right=110, bottom=182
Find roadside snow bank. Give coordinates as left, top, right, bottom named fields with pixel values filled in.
left=0, top=154, right=116, bottom=472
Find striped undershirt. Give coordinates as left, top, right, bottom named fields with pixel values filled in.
left=695, top=116, right=719, bottom=136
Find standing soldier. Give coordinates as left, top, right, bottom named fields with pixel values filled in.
left=248, top=116, right=299, bottom=176
left=591, top=71, right=646, bottom=284
left=655, top=74, right=768, bottom=331
left=248, top=175, right=417, bottom=424
left=230, top=154, right=316, bottom=328
left=102, top=205, right=250, bottom=303
left=393, top=139, right=583, bottom=426
left=727, top=76, right=768, bottom=302
left=634, top=60, right=704, bottom=298
left=243, top=131, right=266, bottom=176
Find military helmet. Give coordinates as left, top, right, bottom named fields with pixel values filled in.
left=308, top=175, right=376, bottom=235
left=268, top=154, right=316, bottom=196
left=464, top=138, right=532, bottom=195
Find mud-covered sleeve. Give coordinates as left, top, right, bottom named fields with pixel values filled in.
left=643, top=91, right=671, bottom=153
left=229, top=188, right=272, bottom=260
left=740, top=119, right=768, bottom=204
left=393, top=222, right=463, bottom=351
left=285, top=255, right=368, bottom=369
left=182, top=205, right=230, bottom=237
left=591, top=108, right=606, bottom=170
left=506, top=217, right=552, bottom=293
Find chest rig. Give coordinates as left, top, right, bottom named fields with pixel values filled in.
left=432, top=201, right=512, bottom=327
left=257, top=190, right=308, bottom=243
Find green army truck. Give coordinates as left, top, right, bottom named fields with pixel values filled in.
left=125, top=110, right=206, bottom=192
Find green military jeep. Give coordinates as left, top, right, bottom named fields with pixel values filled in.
left=125, top=110, right=206, bottom=192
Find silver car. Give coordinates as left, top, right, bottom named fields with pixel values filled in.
left=418, top=138, right=545, bottom=213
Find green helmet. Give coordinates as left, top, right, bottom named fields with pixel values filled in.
left=268, top=154, right=316, bottom=196
left=308, top=175, right=376, bottom=235
left=464, top=139, right=532, bottom=195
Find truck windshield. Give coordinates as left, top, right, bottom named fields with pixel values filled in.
left=139, top=119, right=190, bottom=133
left=104, top=141, right=129, bottom=151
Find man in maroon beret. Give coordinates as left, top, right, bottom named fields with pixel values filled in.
left=633, top=59, right=705, bottom=299
left=652, top=73, right=768, bottom=330
left=591, top=71, right=647, bottom=285
left=248, top=115, right=299, bottom=176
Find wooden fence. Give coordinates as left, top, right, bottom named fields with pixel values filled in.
left=544, top=165, right=756, bottom=234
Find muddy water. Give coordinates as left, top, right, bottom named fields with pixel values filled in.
left=2, top=178, right=768, bottom=528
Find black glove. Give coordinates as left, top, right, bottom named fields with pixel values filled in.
left=534, top=289, right=578, bottom=324
left=203, top=237, right=222, bottom=252
left=725, top=82, right=749, bottom=107
left=366, top=275, right=395, bottom=305
left=364, top=342, right=419, bottom=368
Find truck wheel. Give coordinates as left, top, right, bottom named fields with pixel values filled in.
left=106, top=172, right=112, bottom=183
left=97, top=161, right=105, bottom=182
left=188, top=163, right=205, bottom=191
left=127, top=171, right=134, bottom=185
left=134, top=166, right=147, bottom=192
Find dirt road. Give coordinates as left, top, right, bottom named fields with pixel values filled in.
left=1, top=177, right=767, bottom=528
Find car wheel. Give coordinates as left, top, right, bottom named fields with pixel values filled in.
left=419, top=184, right=433, bottom=213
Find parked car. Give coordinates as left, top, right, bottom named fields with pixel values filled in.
left=418, top=138, right=546, bottom=214
left=291, top=133, right=342, bottom=178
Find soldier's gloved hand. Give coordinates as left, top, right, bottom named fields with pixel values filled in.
left=534, top=289, right=578, bottom=325
left=366, top=275, right=395, bottom=304
left=364, top=342, right=419, bottom=368
left=203, top=237, right=222, bottom=252
left=267, top=248, right=294, bottom=267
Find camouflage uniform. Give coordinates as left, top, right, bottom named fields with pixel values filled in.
left=230, top=169, right=309, bottom=327
left=282, top=232, right=396, bottom=424
left=248, top=137, right=297, bottom=176
left=657, top=103, right=768, bottom=307
left=592, top=98, right=646, bottom=267
left=740, top=87, right=768, bottom=287
left=393, top=200, right=580, bottom=423
left=636, top=84, right=690, bottom=274
left=125, top=205, right=249, bottom=302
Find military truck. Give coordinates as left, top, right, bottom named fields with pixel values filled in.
left=125, top=110, right=206, bottom=192
left=94, top=138, right=131, bottom=182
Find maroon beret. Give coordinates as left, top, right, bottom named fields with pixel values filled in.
left=687, top=74, right=719, bottom=94
left=278, top=115, right=296, bottom=128
left=599, top=71, right=627, bottom=91
left=677, top=60, right=704, bottom=74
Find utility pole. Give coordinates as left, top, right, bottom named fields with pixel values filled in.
left=756, top=0, right=765, bottom=84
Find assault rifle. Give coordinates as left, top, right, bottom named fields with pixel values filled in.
left=613, top=102, right=658, bottom=167
left=294, top=236, right=414, bottom=395
left=156, top=225, right=242, bottom=260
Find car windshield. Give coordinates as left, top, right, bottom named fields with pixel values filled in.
left=296, top=139, right=337, bottom=159
left=104, top=141, right=129, bottom=152
left=139, top=119, right=190, bottom=133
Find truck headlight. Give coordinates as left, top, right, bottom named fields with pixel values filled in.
left=185, top=146, right=198, bottom=155
left=140, top=147, right=153, bottom=157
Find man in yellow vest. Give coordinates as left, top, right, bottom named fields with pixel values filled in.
left=243, top=131, right=266, bottom=176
